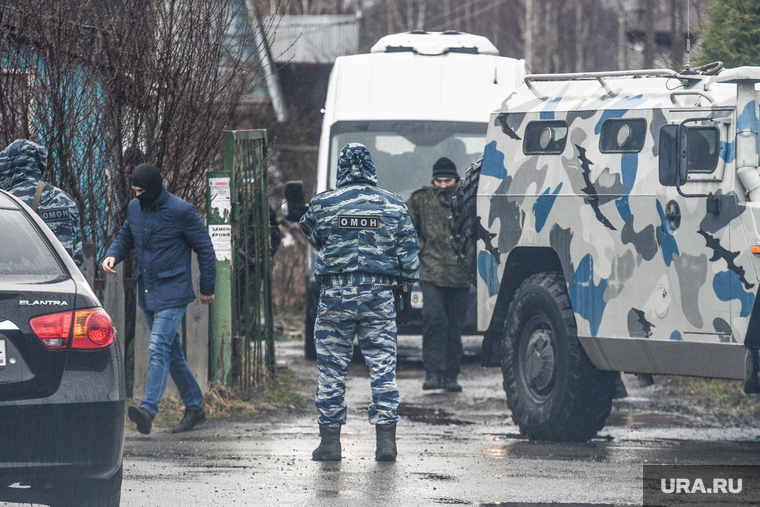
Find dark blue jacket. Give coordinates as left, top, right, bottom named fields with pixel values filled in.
left=106, top=188, right=216, bottom=311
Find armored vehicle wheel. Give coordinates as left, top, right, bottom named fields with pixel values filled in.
left=304, top=292, right=318, bottom=360
left=502, top=272, right=616, bottom=442
left=449, top=156, right=482, bottom=286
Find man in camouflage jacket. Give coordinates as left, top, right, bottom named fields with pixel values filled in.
left=0, top=139, right=84, bottom=266
left=300, top=142, right=420, bottom=462
left=406, top=157, right=470, bottom=392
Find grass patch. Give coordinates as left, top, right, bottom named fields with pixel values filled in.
left=126, top=367, right=306, bottom=430
left=658, top=376, right=760, bottom=416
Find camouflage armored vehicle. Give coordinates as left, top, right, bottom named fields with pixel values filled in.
left=450, top=63, right=760, bottom=442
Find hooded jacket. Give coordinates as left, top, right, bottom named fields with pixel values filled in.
left=105, top=187, right=216, bottom=311
left=0, top=139, right=84, bottom=266
left=299, top=143, right=420, bottom=286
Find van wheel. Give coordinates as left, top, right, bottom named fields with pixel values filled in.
left=304, top=292, right=318, bottom=360
left=449, top=156, right=482, bottom=286
left=502, top=272, right=616, bottom=442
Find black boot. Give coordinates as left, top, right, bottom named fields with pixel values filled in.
left=422, top=374, right=443, bottom=390
left=128, top=406, right=154, bottom=435
left=312, top=424, right=342, bottom=461
left=745, top=349, right=760, bottom=394
left=375, top=422, right=397, bottom=462
left=172, top=407, right=207, bottom=433
left=444, top=376, right=462, bottom=392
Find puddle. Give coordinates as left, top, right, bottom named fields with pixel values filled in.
left=481, top=504, right=632, bottom=507
left=605, top=410, right=694, bottom=427
left=398, top=404, right=476, bottom=425
left=413, top=472, right=457, bottom=482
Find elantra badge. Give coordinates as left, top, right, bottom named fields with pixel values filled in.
left=19, top=300, right=68, bottom=306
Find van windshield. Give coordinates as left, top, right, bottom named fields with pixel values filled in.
left=329, top=121, right=487, bottom=201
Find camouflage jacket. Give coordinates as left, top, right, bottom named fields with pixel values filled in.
left=406, top=185, right=469, bottom=288
left=0, top=139, right=84, bottom=266
left=300, top=143, right=420, bottom=287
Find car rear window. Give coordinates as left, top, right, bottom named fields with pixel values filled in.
left=0, top=209, right=67, bottom=280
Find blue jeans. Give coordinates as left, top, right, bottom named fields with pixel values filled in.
left=140, top=306, right=204, bottom=416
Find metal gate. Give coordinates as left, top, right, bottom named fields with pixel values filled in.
left=210, top=129, right=275, bottom=390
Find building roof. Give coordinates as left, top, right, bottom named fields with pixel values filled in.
left=267, top=15, right=360, bottom=64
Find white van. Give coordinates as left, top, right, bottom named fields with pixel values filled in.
left=285, top=30, right=528, bottom=358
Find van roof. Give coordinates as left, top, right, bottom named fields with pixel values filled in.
left=328, top=51, right=527, bottom=123
left=370, top=30, right=499, bottom=56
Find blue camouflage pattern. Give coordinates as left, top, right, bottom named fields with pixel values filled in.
left=0, top=139, right=84, bottom=266
left=300, top=143, right=420, bottom=427
left=314, top=286, right=399, bottom=426
left=300, top=142, right=420, bottom=286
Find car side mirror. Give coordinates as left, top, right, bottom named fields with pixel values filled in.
left=283, top=180, right=308, bottom=222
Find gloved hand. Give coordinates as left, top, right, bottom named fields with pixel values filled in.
left=393, top=283, right=413, bottom=324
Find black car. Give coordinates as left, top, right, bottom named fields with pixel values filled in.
left=0, top=189, right=125, bottom=507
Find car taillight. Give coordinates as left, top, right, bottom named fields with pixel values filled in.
left=72, top=308, right=114, bottom=349
left=29, top=311, right=71, bottom=348
left=30, top=308, right=114, bottom=350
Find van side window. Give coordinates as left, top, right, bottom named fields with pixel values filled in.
left=600, top=118, right=646, bottom=153
left=523, top=121, right=568, bottom=154
left=686, top=127, right=720, bottom=174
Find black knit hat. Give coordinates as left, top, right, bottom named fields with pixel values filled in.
left=432, top=157, right=459, bottom=181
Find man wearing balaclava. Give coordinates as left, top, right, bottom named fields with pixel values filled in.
left=0, top=139, right=84, bottom=266
left=102, top=163, right=216, bottom=435
left=406, top=157, right=470, bottom=392
left=299, top=143, right=419, bottom=462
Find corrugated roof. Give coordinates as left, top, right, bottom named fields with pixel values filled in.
left=267, top=15, right=359, bottom=64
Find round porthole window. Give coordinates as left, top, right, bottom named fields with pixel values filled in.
left=616, top=124, right=632, bottom=147
left=540, top=127, right=553, bottom=149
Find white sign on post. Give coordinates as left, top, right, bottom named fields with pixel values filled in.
left=208, top=177, right=231, bottom=219
left=209, top=225, right=232, bottom=261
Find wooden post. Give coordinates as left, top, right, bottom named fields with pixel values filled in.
left=79, top=242, right=96, bottom=287
left=132, top=297, right=151, bottom=402
left=184, top=253, right=209, bottom=393
left=103, top=263, right=126, bottom=357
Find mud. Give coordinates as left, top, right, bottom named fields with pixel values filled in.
left=112, top=338, right=760, bottom=506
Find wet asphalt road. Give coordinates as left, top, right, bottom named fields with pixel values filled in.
left=118, top=338, right=760, bottom=507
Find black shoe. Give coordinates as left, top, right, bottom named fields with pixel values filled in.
left=172, top=407, right=207, bottom=434
left=422, top=374, right=443, bottom=390
left=444, top=377, right=462, bottom=392
left=128, top=406, right=153, bottom=435
left=375, top=422, right=397, bottom=462
left=312, top=424, right=342, bottom=461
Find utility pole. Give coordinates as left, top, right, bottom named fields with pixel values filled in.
left=644, top=0, right=655, bottom=68
left=525, top=0, right=533, bottom=71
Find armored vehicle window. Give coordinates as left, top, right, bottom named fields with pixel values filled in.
left=686, top=127, right=720, bottom=174
left=600, top=119, right=646, bottom=153
left=523, top=121, right=567, bottom=154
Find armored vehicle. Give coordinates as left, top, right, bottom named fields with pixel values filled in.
left=450, top=63, right=760, bottom=441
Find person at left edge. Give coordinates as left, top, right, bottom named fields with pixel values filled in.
left=0, top=139, right=84, bottom=266
left=102, top=163, right=216, bottom=435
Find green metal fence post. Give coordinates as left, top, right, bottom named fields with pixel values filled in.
left=207, top=135, right=235, bottom=386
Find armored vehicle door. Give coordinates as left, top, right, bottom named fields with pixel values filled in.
left=657, top=109, right=736, bottom=344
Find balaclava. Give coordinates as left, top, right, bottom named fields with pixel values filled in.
left=131, top=163, right=163, bottom=209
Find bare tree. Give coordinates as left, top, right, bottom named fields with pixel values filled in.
left=0, top=0, right=267, bottom=257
